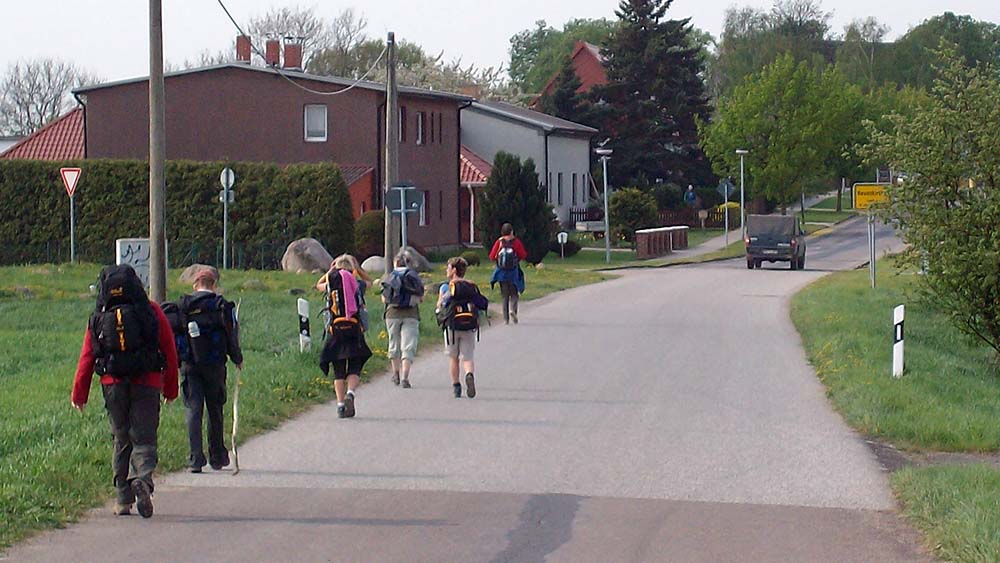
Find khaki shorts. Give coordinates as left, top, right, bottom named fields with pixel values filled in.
left=386, top=317, right=420, bottom=360
left=443, top=329, right=476, bottom=360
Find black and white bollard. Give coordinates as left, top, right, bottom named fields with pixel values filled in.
left=893, top=304, right=904, bottom=378
left=298, top=298, right=311, bottom=352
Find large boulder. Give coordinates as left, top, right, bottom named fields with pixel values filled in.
left=361, top=255, right=386, bottom=275
left=398, top=246, right=433, bottom=273
left=282, top=238, right=334, bottom=274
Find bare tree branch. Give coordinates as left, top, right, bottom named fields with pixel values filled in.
left=0, top=58, right=101, bottom=136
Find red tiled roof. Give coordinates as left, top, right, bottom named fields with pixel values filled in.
left=0, top=108, right=84, bottom=160
left=338, top=164, right=374, bottom=187
left=460, top=146, right=492, bottom=186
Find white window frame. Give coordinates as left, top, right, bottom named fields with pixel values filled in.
left=418, top=190, right=428, bottom=226
left=415, top=111, right=425, bottom=145
left=304, top=104, right=327, bottom=142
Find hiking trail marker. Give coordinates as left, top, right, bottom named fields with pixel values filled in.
left=60, top=167, right=82, bottom=262
left=557, top=231, right=568, bottom=258
left=219, top=167, right=236, bottom=269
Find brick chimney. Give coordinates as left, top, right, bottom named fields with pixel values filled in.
left=283, top=39, right=303, bottom=71
left=236, top=35, right=251, bottom=63
left=265, top=39, right=280, bottom=67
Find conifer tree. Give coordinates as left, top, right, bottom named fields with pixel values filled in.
left=537, top=56, right=585, bottom=123
left=476, top=152, right=553, bottom=264
left=592, top=0, right=714, bottom=188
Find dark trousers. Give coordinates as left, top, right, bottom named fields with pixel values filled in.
left=102, top=383, right=161, bottom=505
left=500, top=281, right=519, bottom=321
left=182, top=364, right=229, bottom=469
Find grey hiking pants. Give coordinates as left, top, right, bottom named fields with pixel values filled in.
left=500, top=281, right=519, bottom=321
left=102, top=382, right=161, bottom=505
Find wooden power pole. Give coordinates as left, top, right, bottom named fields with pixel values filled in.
left=383, top=32, right=400, bottom=275
left=148, top=0, right=167, bottom=302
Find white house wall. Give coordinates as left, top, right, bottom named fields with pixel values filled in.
left=462, top=108, right=591, bottom=224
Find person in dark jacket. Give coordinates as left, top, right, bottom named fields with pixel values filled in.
left=489, top=223, right=528, bottom=324
left=72, top=264, right=179, bottom=518
left=179, top=266, right=243, bottom=473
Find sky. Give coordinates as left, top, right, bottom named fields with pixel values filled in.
left=2, top=0, right=999, bottom=83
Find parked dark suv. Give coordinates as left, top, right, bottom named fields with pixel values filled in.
left=745, top=214, right=806, bottom=270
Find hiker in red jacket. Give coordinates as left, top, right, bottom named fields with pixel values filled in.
left=71, top=265, right=179, bottom=518
left=488, top=223, right=528, bottom=324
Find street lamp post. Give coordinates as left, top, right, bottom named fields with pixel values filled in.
left=595, top=147, right=613, bottom=264
left=736, top=149, right=749, bottom=237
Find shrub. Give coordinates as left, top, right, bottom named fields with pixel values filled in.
left=609, top=188, right=658, bottom=242
left=460, top=250, right=481, bottom=266
left=354, top=210, right=384, bottom=261
left=650, top=183, right=683, bottom=210
left=549, top=239, right=581, bottom=257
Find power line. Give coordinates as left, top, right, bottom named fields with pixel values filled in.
left=214, top=0, right=387, bottom=97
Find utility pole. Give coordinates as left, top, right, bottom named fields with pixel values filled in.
left=383, top=32, right=400, bottom=275
left=148, top=0, right=167, bottom=302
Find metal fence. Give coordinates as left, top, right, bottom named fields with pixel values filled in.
left=2, top=239, right=288, bottom=270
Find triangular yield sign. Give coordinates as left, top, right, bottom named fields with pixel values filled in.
left=60, top=167, right=82, bottom=197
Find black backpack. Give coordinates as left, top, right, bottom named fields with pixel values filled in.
left=324, top=269, right=363, bottom=340
left=160, top=301, right=191, bottom=364
left=436, top=280, right=487, bottom=335
left=497, top=238, right=519, bottom=270
left=89, top=265, right=163, bottom=377
left=383, top=268, right=425, bottom=308
left=181, top=293, right=231, bottom=366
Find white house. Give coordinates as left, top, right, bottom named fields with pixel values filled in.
left=460, top=101, right=597, bottom=224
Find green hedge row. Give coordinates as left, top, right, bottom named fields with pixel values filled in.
left=0, top=159, right=354, bottom=267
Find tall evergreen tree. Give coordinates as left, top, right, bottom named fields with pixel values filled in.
left=592, top=0, right=714, bottom=188
left=476, top=152, right=553, bottom=264
left=537, top=56, right=585, bottom=122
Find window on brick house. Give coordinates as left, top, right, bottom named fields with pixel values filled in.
left=304, top=104, right=327, bottom=142
left=399, top=106, right=407, bottom=142
left=419, top=190, right=429, bottom=226
left=416, top=111, right=425, bottom=145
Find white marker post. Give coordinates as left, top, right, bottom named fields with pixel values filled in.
left=297, top=298, right=311, bottom=352
left=220, top=167, right=236, bottom=269
left=557, top=231, right=568, bottom=259
left=60, top=168, right=82, bottom=263
left=893, top=305, right=904, bottom=378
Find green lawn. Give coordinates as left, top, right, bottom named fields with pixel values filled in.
left=791, top=259, right=1000, bottom=559
left=0, top=261, right=607, bottom=550
left=810, top=194, right=854, bottom=210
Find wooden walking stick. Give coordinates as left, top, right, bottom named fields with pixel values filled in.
left=232, top=299, right=242, bottom=475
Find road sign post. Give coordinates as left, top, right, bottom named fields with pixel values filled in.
left=388, top=184, right=419, bottom=251
left=717, top=178, right=735, bottom=247
left=60, top=168, right=82, bottom=263
left=220, top=167, right=236, bottom=269
left=557, top=231, right=568, bottom=259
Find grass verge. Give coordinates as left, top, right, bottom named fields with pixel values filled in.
left=791, top=259, right=1000, bottom=559
left=0, top=261, right=607, bottom=550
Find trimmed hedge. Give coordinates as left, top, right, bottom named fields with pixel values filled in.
left=0, top=159, right=354, bottom=268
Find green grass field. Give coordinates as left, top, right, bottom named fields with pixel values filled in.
left=809, top=194, right=854, bottom=210
left=0, top=261, right=607, bottom=550
left=791, top=260, right=1000, bottom=559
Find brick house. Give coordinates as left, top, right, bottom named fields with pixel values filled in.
left=68, top=43, right=471, bottom=249
left=534, top=40, right=608, bottom=104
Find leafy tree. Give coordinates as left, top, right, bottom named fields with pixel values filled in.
left=507, top=18, right=616, bottom=94
left=609, top=188, right=658, bottom=242
left=866, top=48, right=1000, bottom=358
left=882, top=12, right=1000, bottom=90
left=835, top=17, right=891, bottom=92
left=0, top=58, right=100, bottom=136
left=710, top=0, right=832, bottom=98
left=591, top=0, right=714, bottom=188
left=701, top=54, right=840, bottom=213
left=476, top=152, right=553, bottom=264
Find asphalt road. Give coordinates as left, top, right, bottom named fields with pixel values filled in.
left=6, top=219, right=930, bottom=562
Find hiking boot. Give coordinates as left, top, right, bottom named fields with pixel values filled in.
left=453, top=383, right=462, bottom=398
left=465, top=373, right=476, bottom=398
left=210, top=460, right=229, bottom=471
left=112, top=503, right=132, bottom=516
left=401, top=379, right=411, bottom=389
left=344, top=393, right=356, bottom=418
left=131, top=480, right=154, bottom=519
left=189, top=466, right=203, bottom=474
left=338, top=404, right=347, bottom=418
left=511, top=313, right=518, bottom=324
left=391, top=372, right=400, bottom=386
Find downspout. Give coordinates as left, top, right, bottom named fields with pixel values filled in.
left=73, top=92, right=88, bottom=159
left=458, top=99, right=473, bottom=246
